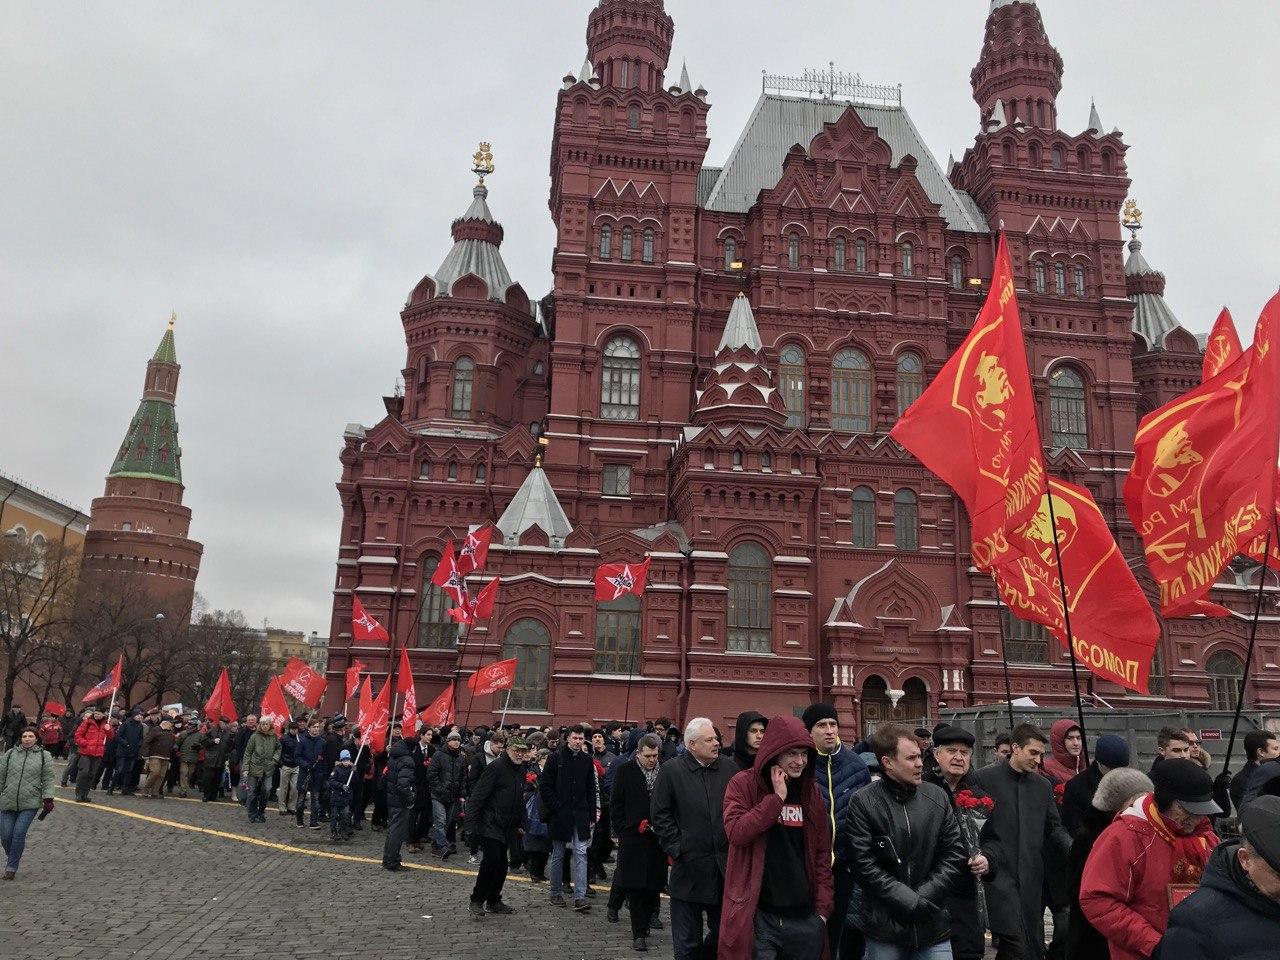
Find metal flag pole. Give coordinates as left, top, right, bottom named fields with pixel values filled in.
left=1223, top=529, right=1272, bottom=778
left=345, top=742, right=365, bottom=790
left=498, top=688, right=513, bottom=728
left=992, top=588, right=1017, bottom=734
left=1045, top=492, right=1091, bottom=765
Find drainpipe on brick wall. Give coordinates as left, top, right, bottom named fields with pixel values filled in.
left=677, top=549, right=693, bottom=722
left=813, top=450, right=826, bottom=704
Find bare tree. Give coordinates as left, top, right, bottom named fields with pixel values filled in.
left=175, top=607, right=278, bottom=717
left=67, top=570, right=158, bottom=710
left=0, top=536, right=80, bottom=716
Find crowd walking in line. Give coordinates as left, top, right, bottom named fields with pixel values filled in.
left=5, top=704, right=1280, bottom=959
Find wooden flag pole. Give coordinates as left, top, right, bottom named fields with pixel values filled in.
left=1045, top=492, right=1091, bottom=766
left=991, top=588, right=1017, bottom=734
left=1224, top=529, right=1272, bottom=778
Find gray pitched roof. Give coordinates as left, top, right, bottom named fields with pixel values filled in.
left=496, top=465, right=573, bottom=548
left=717, top=293, right=763, bottom=351
left=700, top=93, right=988, bottom=232
left=1086, top=100, right=1104, bottom=137
left=433, top=184, right=517, bottom=302
left=1126, top=238, right=1186, bottom=352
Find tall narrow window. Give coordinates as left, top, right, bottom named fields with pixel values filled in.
left=642, top=228, right=654, bottom=263
left=950, top=256, right=964, bottom=290
left=896, top=351, right=924, bottom=416
left=502, top=618, right=551, bottom=710
left=1049, top=367, right=1088, bottom=449
left=418, top=551, right=460, bottom=649
left=900, top=241, right=914, bottom=277
left=852, top=486, right=876, bottom=548
left=831, top=348, right=872, bottom=433
left=1033, top=261, right=1046, bottom=294
left=595, top=594, right=641, bottom=674
left=599, top=225, right=612, bottom=260
left=1001, top=608, right=1050, bottom=664
left=779, top=344, right=807, bottom=429
left=894, top=489, right=918, bottom=551
left=447, top=461, right=458, bottom=481
left=1051, top=147, right=1064, bottom=170
left=724, top=238, right=737, bottom=271
left=855, top=237, right=867, bottom=273
left=1074, top=265, right=1087, bottom=298
left=1054, top=262, right=1067, bottom=296
left=1029, top=142, right=1042, bottom=166
left=727, top=543, right=771, bottom=653
left=451, top=357, right=474, bottom=419
left=1207, top=651, right=1243, bottom=710
left=601, top=335, right=641, bottom=420
left=834, top=237, right=847, bottom=271
left=787, top=233, right=800, bottom=270
left=621, top=226, right=634, bottom=261
left=628, top=106, right=640, bottom=130
left=475, top=463, right=486, bottom=483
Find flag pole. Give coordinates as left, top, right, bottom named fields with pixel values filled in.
left=1045, top=491, right=1090, bottom=765
left=1223, top=529, right=1272, bottom=778
left=991, top=588, right=1016, bottom=734
left=498, top=688, right=513, bottom=728
left=345, top=743, right=365, bottom=789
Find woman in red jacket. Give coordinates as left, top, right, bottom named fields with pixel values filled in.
left=719, top=715, right=833, bottom=960
left=72, top=711, right=113, bottom=802
left=1080, top=759, right=1220, bottom=960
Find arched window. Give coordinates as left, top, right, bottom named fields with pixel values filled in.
left=950, top=255, right=964, bottom=290
left=628, top=105, right=640, bottom=130
left=450, top=357, right=474, bottom=419
left=1054, top=262, right=1067, bottom=296
left=761, top=451, right=772, bottom=471
left=1074, top=265, right=1087, bottom=298
left=1207, top=651, right=1245, bottom=711
left=855, top=238, right=867, bottom=273
left=642, top=228, right=654, bottom=263
left=1033, top=260, right=1046, bottom=294
left=447, top=461, right=458, bottom=481
left=900, top=241, right=914, bottom=277
left=1101, top=150, right=1114, bottom=175
left=502, top=618, right=551, bottom=710
left=731, top=449, right=743, bottom=469
left=1002, top=140, right=1014, bottom=165
left=599, top=224, right=612, bottom=259
left=1051, top=147, right=1064, bottom=170
left=894, top=489, right=919, bottom=551
left=727, top=543, right=771, bottom=653
left=601, top=335, right=642, bottom=420
left=852, top=486, right=876, bottom=548
left=1001, top=607, right=1050, bottom=664
left=834, top=237, right=847, bottom=271
left=1049, top=367, right=1088, bottom=449
left=621, top=226, right=634, bottom=261
left=475, top=463, right=486, bottom=483
left=1076, top=147, right=1091, bottom=173
left=787, top=233, right=800, bottom=270
left=418, top=551, right=460, bottom=649
left=1029, top=142, right=1042, bottom=166
left=596, top=594, right=641, bottom=674
left=724, top=237, right=737, bottom=271
left=779, top=344, right=807, bottom=429
left=896, top=352, right=924, bottom=415
left=831, top=348, right=872, bottom=433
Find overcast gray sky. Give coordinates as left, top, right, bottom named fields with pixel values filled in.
left=3, top=1, right=1277, bottom=636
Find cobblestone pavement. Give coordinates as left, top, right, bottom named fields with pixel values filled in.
left=0, top=775, right=675, bottom=960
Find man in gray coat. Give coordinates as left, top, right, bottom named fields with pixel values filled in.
left=650, top=717, right=735, bottom=960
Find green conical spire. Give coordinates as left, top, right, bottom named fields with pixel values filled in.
left=108, top=318, right=183, bottom=485
left=152, top=313, right=178, bottom=364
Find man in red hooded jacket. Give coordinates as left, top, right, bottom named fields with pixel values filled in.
left=719, top=715, right=833, bottom=960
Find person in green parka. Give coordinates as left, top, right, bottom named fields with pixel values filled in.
left=0, top=726, right=55, bottom=880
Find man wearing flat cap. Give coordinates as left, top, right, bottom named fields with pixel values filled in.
left=1156, top=794, right=1280, bottom=958
left=1080, top=758, right=1221, bottom=960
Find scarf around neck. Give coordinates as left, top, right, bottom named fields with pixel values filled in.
left=638, top=757, right=658, bottom=792
left=1144, top=794, right=1214, bottom=884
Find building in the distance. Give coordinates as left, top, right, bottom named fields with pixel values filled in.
left=325, top=0, right=1277, bottom=734
left=82, top=318, right=202, bottom=618
left=0, top=472, right=89, bottom=553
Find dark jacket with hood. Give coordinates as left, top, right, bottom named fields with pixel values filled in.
left=427, top=742, right=468, bottom=803
left=723, top=710, right=767, bottom=773
left=1040, top=719, right=1086, bottom=785
left=1060, top=760, right=1105, bottom=834
left=1155, top=839, right=1280, bottom=959
left=650, top=741, right=736, bottom=904
left=1242, top=757, right=1280, bottom=810
left=1065, top=803, right=1116, bottom=960
left=846, top=754, right=969, bottom=948
left=385, top=738, right=417, bottom=809
left=540, top=743, right=598, bottom=842
left=718, top=715, right=834, bottom=960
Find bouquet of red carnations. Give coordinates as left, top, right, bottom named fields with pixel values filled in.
left=954, top=789, right=994, bottom=929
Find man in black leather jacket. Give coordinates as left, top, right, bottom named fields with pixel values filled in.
left=845, top=722, right=968, bottom=957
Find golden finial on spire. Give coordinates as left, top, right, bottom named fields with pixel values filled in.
left=534, top=434, right=549, bottom=468
left=169, top=311, right=177, bottom=329
left=1121, top=198, right=1143, bottom=239
left=472, top=141, right=495, bottom=185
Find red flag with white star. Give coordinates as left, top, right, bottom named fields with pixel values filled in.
left=351, top=596, right=389, bottom=644
left=594, top=558, right=650, bottom=601
left=431, top=542, right=468, bottom=605
left=457, top=526, right=492, bottom=575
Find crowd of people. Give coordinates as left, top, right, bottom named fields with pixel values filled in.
left=4, top=704, right=1280, bottom=959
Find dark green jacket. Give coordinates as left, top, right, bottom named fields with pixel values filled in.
left=241, top=730, right=281, bottom=778
left=0, top=744, right=54, bottom=811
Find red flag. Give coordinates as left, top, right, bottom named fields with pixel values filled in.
left=1125, top=296, right=1280, bottom=616
left=396, top=647, right=417, bottom=734
left=43, top=700, right=66, bottom=717
left=1202, top=307, right=1243, bottom=381
left=358, top=679, right=392, bottom=753
left=358, top=676, right=372, bottom=728
left=431, top=542, right=468, bottom=605
left=457, top=526, right=492, bottom=575
left=891, top=234, right=1046, bottom=570
left=594, top=558, right=650, bottom=601
left=259, top=676, right=290, bottom=734
left=351, top=596, right=389, bottom=644
left=419, top=683, right=455, bottom=727
left=993, top=479, right=1160, bottom=693
left=279, top=657, right=327, bottom=708
left=466, top=658, right=517, bottom=697
left=344, top=659, right=366, bottom=701
left=82, top=656, right=123, bottom=704
left=446, top=576, right=500, bottom=626
left=203, top=667, right=238, bottom=723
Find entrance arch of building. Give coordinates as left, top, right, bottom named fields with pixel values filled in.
left=859, top=674, right=930, bottom=736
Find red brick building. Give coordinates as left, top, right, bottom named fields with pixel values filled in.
left=325, top=0, right=1278, bottom=734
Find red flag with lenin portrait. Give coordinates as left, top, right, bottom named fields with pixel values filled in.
left=467, top=659, right=517, bottom=697
left=595, top=558, right=650, bottom=601
left=280, top=657, right=327, bottom=708
left=357, top=678, right=392, bottom=753
left=1125, top=295, right=1280, bottom=617
left=992, top=478, right=1160, bottom=693
left=419, top=682, right=456, bottom=727
left=890, top=234, right=1046, bottom=571
left=260, top=676, right=290, bottom=734
left=351, top=596, right=389, bottom=644
left=396, top=647, right=417, bottom=734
